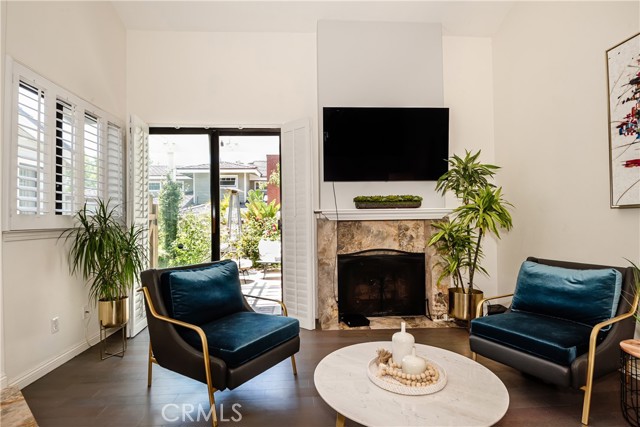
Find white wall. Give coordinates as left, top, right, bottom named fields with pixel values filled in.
left=2, top=1, right=126, bottom=387
left=126, top=31, right=317, bottom=127
left=0, top=0, right=7, bottom=388
left=317, top=20, right=445, bottom=210
left=443, top=36, right=498, bottom=297
left=493, top=1, right=640, bottom=293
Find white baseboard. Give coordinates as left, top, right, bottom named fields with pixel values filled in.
left=8, top=332, right=101, bottom=389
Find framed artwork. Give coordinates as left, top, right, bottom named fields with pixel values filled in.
left=607, top=32, right=640, bottom=208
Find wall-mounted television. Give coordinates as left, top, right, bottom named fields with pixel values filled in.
left=323, top=107, right=449, bottom=182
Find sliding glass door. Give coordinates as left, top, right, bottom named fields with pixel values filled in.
left=148, top=129, right=216, bottom=267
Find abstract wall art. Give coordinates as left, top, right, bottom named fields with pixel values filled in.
left=607, top=32, right=640, bottom=208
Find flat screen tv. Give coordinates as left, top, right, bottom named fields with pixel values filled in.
left=323, top=107, right=449, bottom=182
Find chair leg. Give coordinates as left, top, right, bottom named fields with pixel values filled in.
left=471, top=352, right=477, bottom=361
left=147, top=343, right=154, bottom=388
left=581, top=331, right=599, bottom=426
left=290, top=355, right=298, bottom=376
left=207, top=382, right=218, bottom=427
left=581, top=367, right=595, bottom=425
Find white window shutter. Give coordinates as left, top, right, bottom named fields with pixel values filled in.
left=8, top=60, right=125, bottom=230
left=106, top=123, right=124, bottom=217
left=12, top=79, right=51, bottom=223
left=54, top=99, right=80, bottom=216
left=83, top=113, right=104, bottom=211
left=127, top=115, right=149, bottom=337
left=281, top=118, right=316, bottom=330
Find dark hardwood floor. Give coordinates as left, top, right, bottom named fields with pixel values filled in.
left=21, top=327, right=628, bottom=427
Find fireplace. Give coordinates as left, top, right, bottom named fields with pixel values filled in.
left=316, top=217, right=450, bottom=329
left=338, top=249, right=426, bottom=319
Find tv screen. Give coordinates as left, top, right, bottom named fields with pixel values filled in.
left=323, top=107, right=449, bottom=182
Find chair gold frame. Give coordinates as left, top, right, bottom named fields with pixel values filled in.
left=141, top=288, right=297, bottom=427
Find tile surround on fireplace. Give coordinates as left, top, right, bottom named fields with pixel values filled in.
left=316, top=216, right=450, bottom=330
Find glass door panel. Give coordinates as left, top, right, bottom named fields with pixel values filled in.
left=148, top=133, right=212, bottom=268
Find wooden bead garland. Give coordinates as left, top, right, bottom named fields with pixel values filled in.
left=375, top=349, right=439, bottom=388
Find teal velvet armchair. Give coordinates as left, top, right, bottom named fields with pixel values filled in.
left=470, top=257, right=638, bottom=426
left=140, top=260, right=300, bottom=427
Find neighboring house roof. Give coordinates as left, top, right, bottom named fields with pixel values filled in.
left=150, top=165, right=170, bottom=177
left=220, top=161, right=255, bottom=170
left=149, top=165, right=191, bottom=181
left=250, top=160, right=267, bottom=177
left=151, top=162, right=261, bottom=178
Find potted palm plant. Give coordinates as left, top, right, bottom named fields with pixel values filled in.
left=429, top=150, right=513, bottom=321
left=60, top=199, right=146, bottom=328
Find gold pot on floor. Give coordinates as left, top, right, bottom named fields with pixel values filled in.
left=448, top=288, right=484, bottom=321
left=98, top=296, right=130, bottom=327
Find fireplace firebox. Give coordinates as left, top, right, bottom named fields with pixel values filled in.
left=337, top=249, right=426, bottom=320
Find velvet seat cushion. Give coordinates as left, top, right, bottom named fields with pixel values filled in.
left=180, top=312, right=300, bottom=368
left=511, top=261, right=622, bottom=327
left=471, top=311, right=593, bottom=365
left=160, top=260, right=245, bottom=325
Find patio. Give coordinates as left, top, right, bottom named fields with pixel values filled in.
left=240, top=267, right=283, bottom=315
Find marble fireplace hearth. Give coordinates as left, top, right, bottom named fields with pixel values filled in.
left=316, top=215, right=451, bottom=330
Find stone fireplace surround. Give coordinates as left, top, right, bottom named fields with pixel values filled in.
left=316, top=211, right=450, bottom=330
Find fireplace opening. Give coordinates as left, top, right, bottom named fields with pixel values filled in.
left=337, top=249, right=426, bottom=320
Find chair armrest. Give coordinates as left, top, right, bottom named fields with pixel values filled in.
left=243, top=294, right=289, bottom=316
left=475, top=293, right=514, bottom=318
left=141, top=287, right=210, bottom=355
left=588, top=292, right=640, bottom=352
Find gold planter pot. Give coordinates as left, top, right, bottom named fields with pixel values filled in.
left=448, top=288, right=484, bottom=321
left=98, top=296, right=130, bottom=328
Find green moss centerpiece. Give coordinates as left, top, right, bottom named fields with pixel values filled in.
left=353, top=195, right=423, bottom=209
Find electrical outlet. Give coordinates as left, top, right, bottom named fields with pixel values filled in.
left=51, top=317, right=60, bottom=334
left=82, top=306, right=90, bottom=319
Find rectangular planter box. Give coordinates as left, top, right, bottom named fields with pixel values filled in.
left=354, top=201, right=422, bottom=209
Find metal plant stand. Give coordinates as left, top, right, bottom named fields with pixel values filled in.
left=621, top=339, right=640, bottom=426
left=99, top=322, right=128, bottom=360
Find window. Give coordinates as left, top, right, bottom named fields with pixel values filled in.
left=55, top=99, right=77, bottom=216
left=15, top=81, right=47, bottom=217
left=148, top=182, right=161, bottom=192
left=8, top=60, right=125, bottom=230
left=83, top=113, right=103, bottom=212
left=220, top=176, right=237, bottom=187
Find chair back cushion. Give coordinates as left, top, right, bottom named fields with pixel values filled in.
left=511, top=260, right=622, bottom=327
left=161, top=259, right=245, bottom=325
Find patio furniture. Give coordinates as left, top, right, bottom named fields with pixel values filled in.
left=257, top=239, right=281, bottom=278
left=140, top=260, right=300, bottom=427
left=470, top=257, right=639, bottom=426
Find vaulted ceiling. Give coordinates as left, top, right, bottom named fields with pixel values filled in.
left=111, top=1, right=515, bottom=36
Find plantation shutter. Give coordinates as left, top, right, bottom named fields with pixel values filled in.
left=11, top=79, right=51, bottom=227
left=281, top=118, right=316, bottom=330
left=106, top=123, right=125, bottom=217
left=8, top=60, right=125, bottom=230
left=54, top=99, right=80, bottom=216
left=83, top=113, right=104, bottom=212
left=127, top=115, right=149, bottom=337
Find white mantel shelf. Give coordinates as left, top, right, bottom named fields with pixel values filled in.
left=316, top=208, right=452, bottom=221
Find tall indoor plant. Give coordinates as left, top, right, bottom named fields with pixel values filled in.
left=61, top=199, right=146, bottom=328
left=429, top=150, right=513, bottom=320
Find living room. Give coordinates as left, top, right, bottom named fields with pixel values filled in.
left=1, top=1, right=639, bottom=426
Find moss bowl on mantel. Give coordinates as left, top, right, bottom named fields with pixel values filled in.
left=353, top=195, right=423, bottom=209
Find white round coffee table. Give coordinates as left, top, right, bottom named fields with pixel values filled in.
left=314, top=341, right=509, bottom=427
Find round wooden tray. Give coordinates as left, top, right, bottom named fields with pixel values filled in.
left=366, top=357, right=447, bottom=395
